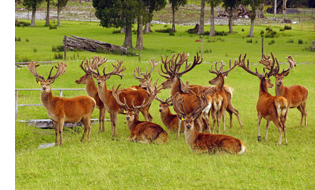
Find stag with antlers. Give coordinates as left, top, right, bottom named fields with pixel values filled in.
left=237, top=53, right=289, bottom=146
left=259, top=52, right=308, bottom=127
left=28, top=61, right=96, bottom=146
left=133, top=57, right=159, bottom=90
left=88, top=60, right=154, bottom=137
left=172, top=92, right=247, bottom=154
left=112, top=82, right=168, bottom=144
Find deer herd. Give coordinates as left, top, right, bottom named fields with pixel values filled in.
left=27, top=51, right=308, bottom=155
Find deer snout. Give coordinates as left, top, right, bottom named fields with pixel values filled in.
left=126, top=116, right=130, bottom=120
left=97, top=81, right=101, bottom=85
left=75, top=80, right=80, bottom=84
left=159, top=109, right=162, bottom=112
left=42, top=87, right=46, bottom=91
left=278, top=81, right=282, bottom=85
left=186, top=125, right=191, bottom=129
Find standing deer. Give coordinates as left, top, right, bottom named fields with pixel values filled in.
left=75, top=56, right=107, bottom=133
left=260, top=52, right=308, bottom=127
left=89, top=60, right=153, bottom=137
left=172, top=92, right=247, bottom=155
left=28, top=61, right=96, bottom=146
left=237, top=54, right=288, bottom=145
left=112, top=82, right=168, bottom=144
left=133, top=57, right=159, bottom=90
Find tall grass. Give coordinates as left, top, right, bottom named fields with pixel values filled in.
left=15, top=20, right=315, bottom=189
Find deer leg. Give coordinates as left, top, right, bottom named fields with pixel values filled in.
left=257, top=113, right=262, bottom=141
left=211, top=110, right=216, bottom=134
left=99, top=107, right=106, bottom=133
left=227, top=109, right=233, bottom=128
left=140, top=106, right=152, bottom=122
left=53, top=121, right=59, bottom=146
left=227, top=104, right=243, bottom=128
left=177, top=116, right=182, bottom=138
left=197, top=117, right=203, bottom=133
left=264, top=120, right=271, bottom=142
left=216, top=111, right=220, bottom=134
left=81, top=117, right=92, bottom=142
left=270, top=117, right=282, bottom=146
left=110, top=112, right=118, bottom=137
left=59, top=119, right=65, bottom=146
left=222, top=111, right=226, bottom=132
left=281, top=113, right=288, bottom=145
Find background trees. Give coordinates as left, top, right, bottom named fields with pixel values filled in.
left=206, top=0, right=221, bottom=36
left=169, top=0, right=187, bottom=32
left=56, top=0, right=69, bottom=26
left=222, top=0, right=242, bottom=34
left=23, top=0, right=45, bottom=26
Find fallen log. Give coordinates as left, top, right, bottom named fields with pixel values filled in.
left=62, top=35, right=132, bottom=55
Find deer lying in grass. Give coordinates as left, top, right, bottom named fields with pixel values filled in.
left=155, top=95, right=209, bottom=133
left=89, top=60, right=153, bottom=137
left=112, top=82, right=168, bottom=143
left=172, top=92, right=247, bottom=155
left=260, top=52, right=308, bottom=127
left=28, top=61, right=96, bottom=146
left=237, top=54, right=288, bottom=145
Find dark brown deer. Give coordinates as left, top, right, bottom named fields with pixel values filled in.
left=237, top=54, right=289, bottom=146
left=260, top=52, right=308, bottom=127
left=89, top=60, right=153, bottom=137
left=28, top=61, right=96, bottom=146
left=172, top=92, right=247, bottom=154
left=112, top=82, right=168, bottom=143
left=75, top=56, right=107, bottom=133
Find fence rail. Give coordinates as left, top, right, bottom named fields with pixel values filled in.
left=15, top=88, right=85, bottom=119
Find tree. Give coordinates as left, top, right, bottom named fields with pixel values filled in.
left=206, top=0, right=221, bottom=36
left=93, top=0, right=139, bottom=48
left=45, top=0, right=52, bottom=26
left=56, top=0, right=68, bottom=26
left=274, top=0, right=277, bottom=19
left=169, top=0, right=187, bottom=32
left=143, top=0, right=166, bottom=34
left=282, top=0, right=286, bottom=20
left=243, top=0, right=261, bottom=37
left=23, top=0, right=45, bottom=26
left=197, top=0, right=206, bottom=34
left=222, top=0, right=241, bottom=34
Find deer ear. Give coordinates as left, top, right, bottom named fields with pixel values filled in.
left=36, top=78, right=42, bottom=84
left=92, top=73, right=98, bottom=79
left=169, top=103, right=173, bottom=106
left=48, top=79, right=55, bottom=84
left=284, top=72, right=289, bottom=76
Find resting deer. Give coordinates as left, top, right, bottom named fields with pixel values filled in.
left=260, top=52, right=308, bottom=127
left=208, top=59, right=243, bottom=130
left=75, top=56, right=107, bottom=133
left=28, top=61, right=96, bottom=146
left=112, top=82, right=168, bottom=144
left=133, top=57, right=159, bottom=90
left=237, top=54, right=288, bottom=146
left=89, top=60, right=153, bottom=137
left=155, top=95, right=209, bottom=133
left=172, top=92, right=247, bottom=155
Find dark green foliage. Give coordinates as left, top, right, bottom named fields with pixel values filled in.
left=215, top=31, right=228, bottom=36
left=112, top=30, right=121, bottom=34
left=155, top=28, right=172, bottom=33
left=15, top=37, right=21, bottom=41
left=16, top=21, right=31, bottom=27
left=26, top=38, right=29, bottom=42
left=54, top=52, right=63, bottom=59
left=286, top=39, right=294, bottom=43
left=246, top=39, right=252, bottom=43
left=265, top=30, right=277, bottom=38
left=280, top=28, right=285, bottom=31
left=49, top=25, right=57, bottom=29
left=284, top=25, right=292, bottom=30
left=23, top=0, right=45, bottom=11
left=204, top=31, right=210, bottom=35
left=169, top=31, right=175, bottom=36
left=52, top=45, right=64, bottom=52
left=269, top=40, right=275, bottom=45
left=298, top=39, right=303, bottom=44
left=33, top=48, right=37, bottom=52
left=242, top=28, right=244, bottom=32
left=204, top=49, right=212, bottom=53
left=265, top=27, right=271, bottom=31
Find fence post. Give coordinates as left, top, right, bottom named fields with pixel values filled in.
left=90, top=12, right=91, bottom=22
left=262, top=36, right=264, bottom=59
left=64, top=35, right=67, bottom=60
left=60, top=90, right=63, bottom=97
left=15, top=90, right=18, bottom=119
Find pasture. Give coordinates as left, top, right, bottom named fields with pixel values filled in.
left=15, top=20, right=315, bottom=189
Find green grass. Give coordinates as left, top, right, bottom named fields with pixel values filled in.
left=15, top=20, right=315, bottom=189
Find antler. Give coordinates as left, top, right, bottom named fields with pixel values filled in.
left=180, top=80, right=193, bottom=94
left=172, top=92, right=187, bottom=116
left=155, top=95, right=172, bottom=104
left=177, top=52, right=202, bottom=76
left=274, top=55, right=296, bottom=75
left=236, top=53, right=265, bottom=79
left=131, top=80, right=160, bottom=110
left=111, top=84, right=130, bottom=110
left=27, top=61, right=45, bottom=80
left=157, top=54, right=176, bottom=78
left=102, top=60, right=126, bottom=79
left=133, top=57, right=159, bottom=81
left=208, top=59, right=236, bottom=77
left=47, top=62, right=67, bottom=80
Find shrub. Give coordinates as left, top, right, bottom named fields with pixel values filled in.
left=246, top=39, right=253, bottom=43
left=204, top=31, right=210, bottom=35
left=112, top=30, right=120, bottom=34
left=33, top=48, right=37, bottom=53
left=26, top=38, right=29, bottom=42
left=164, top=24, right=168, bottom=28
left=242, top=28, right=244, bottom=32
left=266, top=27, right=271, bottom=31
left=54, top=53, right=63, bottom=60
left=204, top=49, right=212, bottom=53
left=298, top=39, right=303, bottom=44
left=284, top=25, right=291, bottom=30
left=280, top=28, right=285, bottom=31
left=155, top=28, right=172, bottom=33
left=15, top=37, right=21, bottom=41
left=52, top=45, right=64, bottom=52
left=169, top=31, right=175, bottom=36
left=49, top=25, right=57, bottom=30
left=260, top=30, right=264, bottom=35
left=286, top=39, right=294, bottom=43
left=215, top=31, right=228, bottom=36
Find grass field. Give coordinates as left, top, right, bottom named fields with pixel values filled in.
left=14, top=18, right=315, bottom=189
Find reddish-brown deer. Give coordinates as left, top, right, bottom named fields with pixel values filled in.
left=112, top=82, right=168, bottom=143
left=260, top=52, right=308, bottom=127
left=28, top=61, right=96, bottom=146
left=89, top=60, right=153, bottom=137
left=172, top=92, right=247, bottom=155
left=75, top=56, right=107, bottom=133
left=133, top=57, right=159, bottom=90
left=237, top=54, right=289, bottom=145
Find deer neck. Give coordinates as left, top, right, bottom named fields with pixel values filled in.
left=160, top=108, right=174, bottom=126
left=85, top=78, right=98, bottom=99
left=126, top=114, right=141, bottom=131
left=275, top=83, right=285, bottom=96
left=259, top=78, right=269, bottom=97
left=98, top=81, right=110, bottom=100
left=184, top=126, right=198, bottom=149
left=171, top=77, right=181, bottom=96
left=40, top=90, right=55, bottom=110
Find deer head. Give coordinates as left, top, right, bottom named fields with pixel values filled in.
left=75, top=56, right=107, bottom=84
left=27, top=61, right=67, bottom=93
left=155, top=95, right=173, bottom=113
left=208, top=59, right=236, bottom=85
left=88, top=59, right=126, bottom=88
left=133, top=58, right=159, bottom=90
left=172, top=91, right=209, bottom=131
left=273, top=55, right=296, bottom=86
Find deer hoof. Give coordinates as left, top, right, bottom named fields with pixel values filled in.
left=257, top=136, right=261, bottom=141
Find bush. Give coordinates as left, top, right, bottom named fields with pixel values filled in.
left=26, top=38, right=29, bottom=42
left=54, top=53, right=63, bottom=59
left=112, top=30, right=120, bottom=34
left=246, top=39, right=253, bottom=43
left=298, top=39, right=303, bottom=44
left=265, top=27, right=271, bottom=31
left=204, top=31, right=210, bottom=35
left=265, top=30, right=277, bottom=38
left=269, top=40, right=275, bottom=45
left=284, top=25, right=291, bottom=30
left=15, top=37, right=21, bottom=41
left=49, top=25, right=57, bottom=30
left=286, top=39, right=294, bottom=43
left=155, top=28, right=172, bottom=33
left=242, top=28, right=244, bottom=32
left=280, top=28, right=285, bottom=31
left=169, top=31, right=175, bottom=36
left=215, top=31, right=228, bottom=36
left=33, top=48, right=37, bottom=53
left=52, top=45, right=64, bottom=52
left=204, top=49, right=212, bottom=53
left=260, top=30, right=264, bottom=35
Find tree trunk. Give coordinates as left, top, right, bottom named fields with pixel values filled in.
left=57, top=6, right=61, bottom=26
left=135, top=17, right=144, bottom=50
left=210, top=4, right=215, bottom=37
left=283, top=0, right=286, bottom=20
left=143, top=22, right=152, bottom=33
left=172, top=7, right=176, bottom=32
left=259, top=3, right=265, bottom=18
left=197, top=0, right=205, bottom=34
left=121, top=27, right=125, bottom=33
left=45, top=0, right=50, bottom=26
left=30, top=8, right=36, bottom=26
left=228, top=9, right=234, bottom=34
left=274, top=0, right=277, bottom=19
left=123, top=25, right=133, bottom=49
left=247, top=15, right=255, bottom=37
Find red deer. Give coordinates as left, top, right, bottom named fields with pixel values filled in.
left=88, top=60, right=153, bottom=137
left=208, top=59, right=243, bottom=130
left=155, top=95, right=209, bottom=133
left=133, top=57, right=159, bottom=90
left=237, top=54, right=289, bottom=145
left=260, top=52, right=308, bottom=127
left=75, top=56, right=107, bottom=133
left=172, top=92, right=247, bottom=155
left=27, top=61, right=96, bottom=146
left=158, top=52, right=243, bottom=135
left=111, top=82, right=168, bottom=143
